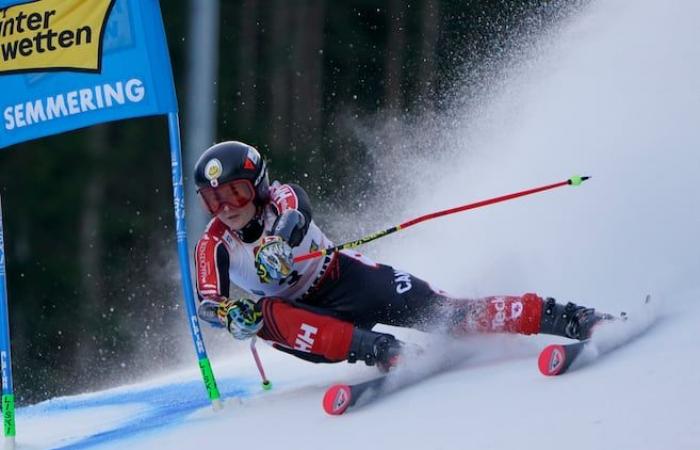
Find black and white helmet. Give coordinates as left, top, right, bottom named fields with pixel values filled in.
left=193, top=141, right=270, bottom=209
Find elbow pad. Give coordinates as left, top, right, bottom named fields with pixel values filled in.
left=271, top=209, right=308, bottom=247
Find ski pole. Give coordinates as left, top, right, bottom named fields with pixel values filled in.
left=250, top=337, right=272, bottom=390
left=294, top=176, right=589, bottom=263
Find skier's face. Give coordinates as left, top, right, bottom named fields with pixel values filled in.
left=216, top=201, right=256, bottom=230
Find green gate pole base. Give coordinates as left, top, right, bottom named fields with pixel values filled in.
left=2, top=394, right=15, bottom=449
left=198, top=358, right=222, bottom=410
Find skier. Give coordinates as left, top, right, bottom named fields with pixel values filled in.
left=193, top=141, right=608, bottom=370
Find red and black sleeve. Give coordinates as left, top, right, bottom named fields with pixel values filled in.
left=193, top=223, right=231, bottom=301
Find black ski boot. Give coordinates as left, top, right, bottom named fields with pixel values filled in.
left=347, top=328, right=403, bottom=372
left=539, top=298, right=614, bottom=340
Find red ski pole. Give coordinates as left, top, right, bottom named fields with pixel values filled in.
left=250, top=337, right=272, bottom=390
left=294, top=176, right=589, bottom=263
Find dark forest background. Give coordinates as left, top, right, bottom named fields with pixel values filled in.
left=0, top=0, right=581, bottom=404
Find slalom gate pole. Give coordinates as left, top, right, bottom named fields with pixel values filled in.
left=0, top=197, right=15, bottom=449
left=294, top=176, right=590, bottom=263
left=167, top=113, right=222, bottom=409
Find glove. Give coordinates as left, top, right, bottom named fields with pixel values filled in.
left=255, top=235, right=294, bottom=283
left=271, top=209, right=307, bottom=247
left=197, top=298, right=227, bottom=328
left=217, top=298, right=263, bottom=340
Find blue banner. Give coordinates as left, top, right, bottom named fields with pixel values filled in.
left=0, top=0, right=177, bottom=149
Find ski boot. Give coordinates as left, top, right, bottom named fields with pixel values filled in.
left=539, top=298, right=615, bottom=340
left=347, top=328, right=403, bottom=372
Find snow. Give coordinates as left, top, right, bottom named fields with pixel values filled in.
left=11, top=0, right=700, bottom=448
left=16, top=301, right=700, bottom=450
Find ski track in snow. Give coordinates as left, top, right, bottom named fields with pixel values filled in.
left=11, top=0, right=700, bottom=448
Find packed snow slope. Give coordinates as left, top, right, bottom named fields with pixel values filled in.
left=15, top=0, right=700, bottom=448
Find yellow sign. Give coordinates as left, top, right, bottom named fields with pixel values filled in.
left=0, top=0, right=115, bottom=74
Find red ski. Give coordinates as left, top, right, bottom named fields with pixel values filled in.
left=323, top=375, right=389, bottom=415
left=323, top=343, right=463, bottom=415
left=538, top=295, right=654, bottom=376
left=538, top=340, right=589, bottom=376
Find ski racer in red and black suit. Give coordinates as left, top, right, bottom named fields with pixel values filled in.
left=193, top=141, right=606, bottom=369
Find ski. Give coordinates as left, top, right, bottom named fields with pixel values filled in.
left=538, top=340, right=589, bottom=376
left=324, top=295, right=656, bottom=413
left=323, top=375, right=389, bottom=415
left=538, top=294, right=654, bottom=376
left=322, top=342, right=463, bottom=416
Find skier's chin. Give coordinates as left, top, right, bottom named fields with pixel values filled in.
left=217, top=206, right=254, bottom=230
left=220, top=213, right=245, bottom=230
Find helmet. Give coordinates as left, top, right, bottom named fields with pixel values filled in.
left=194, top=141, right=270, bottom=213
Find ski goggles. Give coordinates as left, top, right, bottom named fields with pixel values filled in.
left=198, top=179, right=255, bottom=214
